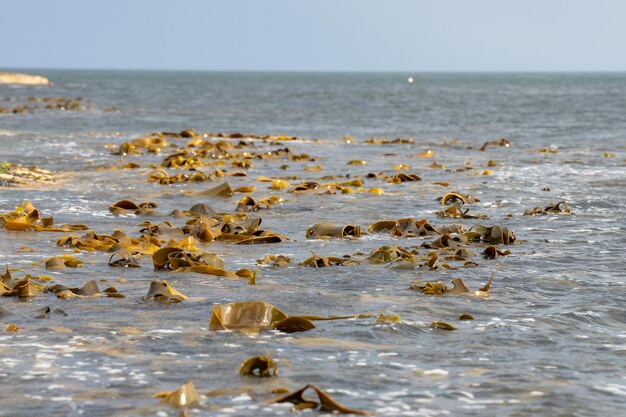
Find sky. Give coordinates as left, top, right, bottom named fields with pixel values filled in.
left=1, top=0, right=625, bottom=72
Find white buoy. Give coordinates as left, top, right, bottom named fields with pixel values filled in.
left=408, top=77, right=414, bottom=83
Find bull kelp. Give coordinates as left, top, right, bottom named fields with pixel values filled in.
left=1, top=72, right=625, bottom=417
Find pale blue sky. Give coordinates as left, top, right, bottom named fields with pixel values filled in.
left=1, top=0, right=625, bottom=72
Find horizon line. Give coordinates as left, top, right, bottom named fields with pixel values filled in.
left=2, top=66, right=626, bottom=75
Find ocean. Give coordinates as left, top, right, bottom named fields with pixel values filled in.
left=1, top=70, right=625, bottom=416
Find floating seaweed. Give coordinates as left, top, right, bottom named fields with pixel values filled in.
left=239, top=355, right=278, bottom=377
left=273, top=384, right=369, bottom=415
left=411, top=273, right=495, bottom=297
left=306, top=223, right=361, bottom=239
left=523, top=201, right=572, bottom=215
left=154, top=381, right=201, bottom=408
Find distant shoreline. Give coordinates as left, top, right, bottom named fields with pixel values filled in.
left=0, top=71, right=50, bottom=85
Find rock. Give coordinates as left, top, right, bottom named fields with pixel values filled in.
left=0, top=72, right=50, bottom=86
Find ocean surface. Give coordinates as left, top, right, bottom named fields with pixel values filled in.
left=1, top=70, right=625, bottom=417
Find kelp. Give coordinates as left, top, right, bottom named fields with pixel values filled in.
left=112, top=136, right=171, bottom=155
left=387, top=173, right=421, bottom=183
left=154, top=381, right=201, bottom=408
left=47, top=280, right=123, bottom=299
left=523, top=201, right=572, bottom=215
left=272, top=316, right=316, bottom=333
left=108, top=248, right=142, bottom=267
left=306, top=223, right=361, bottom=239
left=1, top=276, right=40, bottom=298
left=301, top=252, right=360, bottom=267
left=58, top=229, right=162, bottom=254
left=464, top=225, right=516, bottom=244
left=480, top=137, right=511, bottom=151
left=152, top=246, right=238, bottom=278
left=368, top=218, right=458, bottom=238
left=289, top=181, right=338, bottom=195
left=147, top=168, right=219, bottom=185
left=235, top=195, right=283, bottom=212
left=430, top=321, right=457, bottom=331
left=436, top=203, right=488, bottom=219
left=44, top=255, right=83, bottom=269
left=235, top=268, right=258, bottom=285
left=459, top=313, right=475, bottom=320
left=239, top=355, right=278, bottom=377
left=439, top=192, right=480, bottom=205
left=273, top=384, right=368, bottom=415
left=483, top=246, right=511, bottom=259
left=363, top=137, right=413, bottom=144
left=143, top=280, right=188, bottom=303
left=5, top=323, right=19, bottom=333
left=366, top=245, right=417, bottom=263
left=109, top=200, right=158, bottom=216
left=411, top=273, right=495, bottom=297
left=376, top=313, right=401, bottom=323
left=196, top=182, right=234, bottom=197
left=256, top=254, right=291, bottom=267
left=209, top=301, right=287, bottom=330
left=0, top=201, right=87, bottom=232
left=35, top=306, right=68, bottom=319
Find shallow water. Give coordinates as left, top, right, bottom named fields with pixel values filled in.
left=1, top=71, right=625, bottom=417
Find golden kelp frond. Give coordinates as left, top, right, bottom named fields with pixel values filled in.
left=1, top=276, right=40, bottom=298
left=420, top=234, right=464, bottom=250
left=480, top=137, right=510, bottom=151
left=112, top=136, right=171, bottom=155
left=48, top=280, right=121, bottom=299
left=426, top=161, right=446, bottom=169
left=0, top=201, right=86, bottom=232
left=142, top=280, right=188, bottom=303
left=347, top=160, right=367, bottom=165
left=363, top=137, right=413, bottom=145
left=152, top=247, right=237, bottom=278
left=412, top=149, right=434, bottom=158
left=289, top=181, right=339, bottom=195
left=465, top=225, right=516, bottom=244
left=459, top=313, right=475, bottom=320
left=439, top=192, right=480, bottom=205
left=108, top=248, right=142, bottom=267
left=256, top=254, right=291, bottom=267
left=109, top=200, right=158, bottom=215
left=154, top=381, right=201, bottom=408
left=411, top=273, right=495, bottom=297
left=195, top=182, right=234, bottom=197
left=147, top=168, right=216, bottom=185
left=239, top=356, right=278, bottom=377
left=483, top=246, right=511, bottom=259
left=301, top=251, right=360, bottom=267
left=387, top=173, right=422, bottom=183
left=44, top=255, right=83, bottom=269
left=235, top=195, right=283, bottom=212
left=272, top=316, right=316, bottom=333
left=368, top=218, right=441, bottom=238
left=209, top=301, right=288, bottom=331
left=235, top=268, right=258, bottom=285
left=376, top=313, right=401, bottom=323
left=436, top=203, right=488, bottom=219
left=366, top=245, right=417, bottom=263
left=306, top=223, right=361, bottom=239
left=524, top=201, right=572, bottom=215
left=273, top=384, right=369, bottom=415
left=430, top=321, right=457, bottom=331
left=161, top=152, right=204, bottom=168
